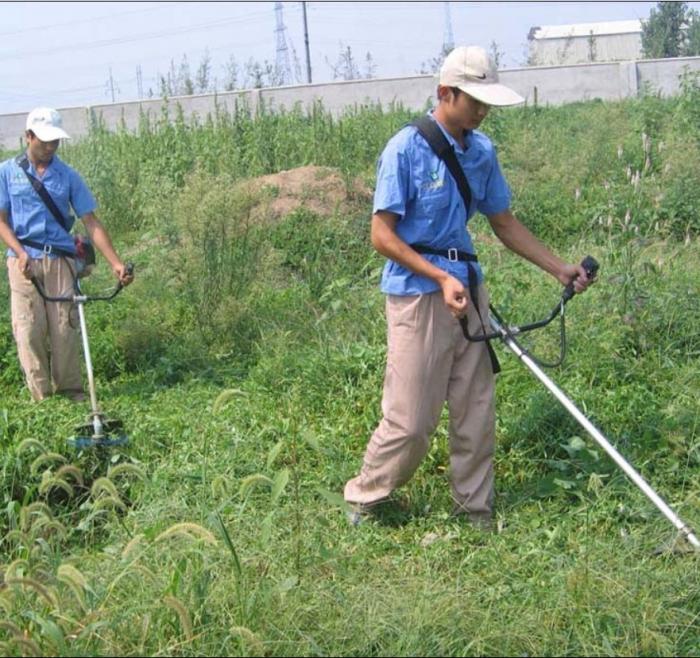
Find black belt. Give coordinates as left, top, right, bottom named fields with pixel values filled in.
left=18, top=239, right=76, bottom=259
left=411, top=244, right=478, bottom=263
left=411, top=243, right=500, bottom=374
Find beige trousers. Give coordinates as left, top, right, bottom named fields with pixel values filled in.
left=7, top=256, right=83, bottom=401
left=344, top=285, right=496, bottom=521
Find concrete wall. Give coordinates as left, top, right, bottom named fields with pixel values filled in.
left=529, top=33, right=642, bottom=66
left=2, top=56, right=699, bottom=149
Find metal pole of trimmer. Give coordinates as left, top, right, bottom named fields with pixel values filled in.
left=491, top=257, right=700, bottom=550
left=76, top=296, right=103, bottom=438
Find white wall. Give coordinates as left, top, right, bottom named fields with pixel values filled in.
left=529, top=33, right=642, bottom=66
left=2, top=56, right=699, bottom=150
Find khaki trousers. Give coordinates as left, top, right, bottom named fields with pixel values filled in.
left=7, top=256, right=83, bottom=401
left=344, top=285, right=496, bottom=521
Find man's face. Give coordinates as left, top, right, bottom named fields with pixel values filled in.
left=441, top=87, right=491, bottom=130
left=26, top=131, right=60, bottom=164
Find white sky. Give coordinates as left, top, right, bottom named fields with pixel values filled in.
left=1, top=1, right=698, bottom=114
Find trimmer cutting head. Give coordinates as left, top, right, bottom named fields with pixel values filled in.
left=68, top=417, right=128, bottom=449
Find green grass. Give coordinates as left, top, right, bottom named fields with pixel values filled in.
left=1, top=84, right=700, bottom=656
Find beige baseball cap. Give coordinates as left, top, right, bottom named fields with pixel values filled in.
left=26, top=107, right=71, bottom=141
left=439, top=46, right=524, bottom=107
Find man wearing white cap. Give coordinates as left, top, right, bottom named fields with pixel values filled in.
left=344, top=46, right=593, bottom=527
left=0, top=107, right=133, bottom=402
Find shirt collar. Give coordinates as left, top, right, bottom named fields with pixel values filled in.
left=21, top=151, right=60, bottom=176
left=426, top=110, right=471, bottom=153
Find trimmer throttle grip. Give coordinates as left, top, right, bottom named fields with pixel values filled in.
left=562, top=255, right=599, bottom=303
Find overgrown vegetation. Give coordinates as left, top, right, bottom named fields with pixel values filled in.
left=1, top=78, right=699, bottom=656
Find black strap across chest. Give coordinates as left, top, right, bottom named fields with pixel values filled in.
left=410, top=116, right=472, bottom=215
left=15, top=153, right=71, bottom=232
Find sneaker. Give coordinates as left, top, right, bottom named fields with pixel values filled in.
left=346, top=496, right=411, bottom=527
left=345, top=496, right=394, bottom=527
left=347, top=504, right=367, bottom=527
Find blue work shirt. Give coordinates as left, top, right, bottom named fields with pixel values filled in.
left=374, top=112, right=512, bottom=296
left=0, top=153, right=97, bottom=258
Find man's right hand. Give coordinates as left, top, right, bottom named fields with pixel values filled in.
left=18, top=251, right=31, bottom=279
left=441, top=274, right=468, bottom=318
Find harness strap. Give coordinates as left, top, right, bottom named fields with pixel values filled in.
left=409, top=118, right=500, bottom=373
left=17, top=238, right=75, bottom=259
left=15, top=154, right=71, bottom=233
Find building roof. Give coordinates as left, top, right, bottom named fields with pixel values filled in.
left=528, top=19, right=642, bottom=41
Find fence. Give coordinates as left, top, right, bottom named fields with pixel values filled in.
left=1, top=55, right=699, bottom=149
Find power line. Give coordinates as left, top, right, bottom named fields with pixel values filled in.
left=0, top=2, right=181, bottom=38
left=0, top=10, right=274, bottom=62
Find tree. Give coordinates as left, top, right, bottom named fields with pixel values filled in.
left=642, top=1, right=689, bottom=58
left=327, top=44, right=361, bottom=81
left=363, top=52, right=377, bottom=79
left=587, top=30, right=597, bottom=62
left=195, top=49, right=212, bottom=94
left=686, top=9, right=700, bottom=56
left=489, top=41, right=505, bottom=69
left=418, top=44, right=451, bottom=75
left=222, top=55, right=240, bottom=91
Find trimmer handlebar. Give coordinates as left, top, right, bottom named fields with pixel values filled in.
left=31, top=262, right=135, bottom=303
left=462, top=255, right=599, bottom=343
left=562, top=255, right=599, bottom=304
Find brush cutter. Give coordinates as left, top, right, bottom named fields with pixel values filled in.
left=463, top=256, right=700, bottom=551
left=31, top=263, right=134, bottom=449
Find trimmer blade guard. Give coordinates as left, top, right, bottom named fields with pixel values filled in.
left=68, top=434, right=129, bottom=449
left=74, top=418, right=124, bottom=435
left=69, top=418, right=128, bottom=449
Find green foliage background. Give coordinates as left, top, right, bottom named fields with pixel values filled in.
left=1, top=76, right=699, bottom=656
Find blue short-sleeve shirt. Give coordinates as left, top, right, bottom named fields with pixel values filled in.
left=0, top=153, right=97, bottom=258
left=374, top=111, right=512, bottom=296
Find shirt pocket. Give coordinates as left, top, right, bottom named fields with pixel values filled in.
left=43, top=177, right=70, bottom=208
left=415, top=184, right=450, bottom=219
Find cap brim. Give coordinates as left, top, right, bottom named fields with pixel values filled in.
left=32, top=126, right=70, bottom=141
left=457, top=82, right=524, bottom=107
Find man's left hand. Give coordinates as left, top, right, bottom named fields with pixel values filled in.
left=558, top=262, right=592, bottom=294
left=113, top=262, right=134, bottom=286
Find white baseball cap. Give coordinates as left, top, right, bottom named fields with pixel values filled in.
left=25, top=107, right=71, bottom=141
left=439, top=46, right=524, bottom=107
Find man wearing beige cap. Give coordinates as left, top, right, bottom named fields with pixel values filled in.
left=0, top=107, right=133, bottom=402
left=344, top=46, right=592, bottom=528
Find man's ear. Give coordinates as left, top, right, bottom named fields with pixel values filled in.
left=437, top=85, right=457, bottom=103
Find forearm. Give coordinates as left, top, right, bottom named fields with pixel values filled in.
left=488, top=210, right=566, bottom=280
left=81, top=213, right=121, bottom=268
left=0, top=213, right=27, bottom=256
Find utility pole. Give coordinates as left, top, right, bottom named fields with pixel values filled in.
left=274, top=2, right=294, bottom=85
left=302, top=1, right=312, bottom=83
left=136, top=65, right=144, bottom=99
left=443, top=1, right=455, bottom=52
left=107, top=67, right=116, bottom=103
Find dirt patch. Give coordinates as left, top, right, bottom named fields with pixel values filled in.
left=245, top=165, right=371, bottom=220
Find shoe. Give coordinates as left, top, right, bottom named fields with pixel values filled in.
left=57, top=390, right=86, bottom=402
left=345, top=496, right=394, bottom=527
left=346, top=496, right=411, bottom=527
left=451, top=506, right=495, bottom=532
left=347, top=504, right=367, bottom=527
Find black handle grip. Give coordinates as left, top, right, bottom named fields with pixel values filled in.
left=562, top=255, right=599, bottom=303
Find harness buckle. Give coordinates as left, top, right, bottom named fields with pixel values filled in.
left=447, top=248, right=458, bottom=262
left=42, top=244, right=53, bottom=255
